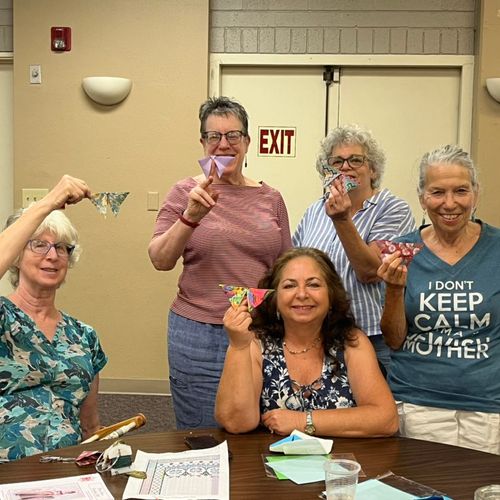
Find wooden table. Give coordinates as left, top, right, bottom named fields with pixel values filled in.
left=1, top=429, right=498, bottom=498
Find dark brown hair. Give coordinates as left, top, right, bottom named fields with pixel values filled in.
left=250, top=247, right=357, bottom=355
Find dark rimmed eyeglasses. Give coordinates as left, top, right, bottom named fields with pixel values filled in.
left=27, top=239, right=75, bottom=258
left=327, top=154, right=366, bottom=169
left=201, top=130, right=246, bottom=145
left=284, top=377, right=323, bottom=411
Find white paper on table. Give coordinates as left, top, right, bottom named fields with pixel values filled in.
left=0, top=473, right=114, bottom=499
left=122, top=441, right=230, bottom=500
left=270, top=429, right=333, bottom=455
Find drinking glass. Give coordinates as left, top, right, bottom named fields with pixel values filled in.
left=323, top=458, right=361, bottom=500
left=475, top=485, right=500, bottom=499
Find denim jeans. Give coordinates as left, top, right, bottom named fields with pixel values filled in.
left=167, top=310, right=229, bottom=429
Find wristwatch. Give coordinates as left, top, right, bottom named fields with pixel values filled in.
left=304, top=410, right=316, bottom=435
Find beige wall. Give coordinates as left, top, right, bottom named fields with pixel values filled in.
left=13, top=0, right=209, bottom=393
left=472, top=0, right=500, bottom=227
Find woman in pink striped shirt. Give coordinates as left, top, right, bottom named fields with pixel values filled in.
left=149, top=96, right=292, bottom=429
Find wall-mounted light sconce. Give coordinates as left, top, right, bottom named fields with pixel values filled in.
left=82, top=77, right=132, bottom=106
left=486, top=78, right=500, bottom=103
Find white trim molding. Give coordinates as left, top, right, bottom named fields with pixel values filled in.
left=209, top=53, right=474, bottom=150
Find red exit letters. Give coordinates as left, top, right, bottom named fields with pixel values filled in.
left=258, top=127, right=296, bottom=157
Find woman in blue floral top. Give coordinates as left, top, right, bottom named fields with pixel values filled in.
left=215, top=247, right=397, bottom=437
left=0, top=175, right=107, bottom=461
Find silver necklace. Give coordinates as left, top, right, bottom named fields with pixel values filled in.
left=283, top=337, right=321, bottom=355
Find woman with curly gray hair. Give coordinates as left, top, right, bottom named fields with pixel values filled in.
left=293, top=124, right=415, bottom=371
left=0, top=175, right=107, bottom=461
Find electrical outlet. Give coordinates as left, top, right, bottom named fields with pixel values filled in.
left=22, top=188, right=48, bottom=208
left=147, top=191, right=159, bottom=211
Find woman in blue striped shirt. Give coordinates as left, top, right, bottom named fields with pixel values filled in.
left=293, top=125, right=415, bottom=371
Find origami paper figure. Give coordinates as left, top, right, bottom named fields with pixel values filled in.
left=375, top=240, right=424, bottom=266
left=219, top=284, right=274, bottom=312
left=90, top=192, right=129, bottom=217
left=322, top=166, right=358, bottom=200
left=198, top=155, right=234, bottom=178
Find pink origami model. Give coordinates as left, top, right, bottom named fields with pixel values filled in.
left=375, top=240, right=424, bottom=266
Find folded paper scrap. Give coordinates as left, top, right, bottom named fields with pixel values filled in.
left=323, top=166, right=358, bottom=199
left=270, top=429, right=333, bottom=455
left=219, top=284, right=273, bottom=312
left=375, top=240, right=424, bottom=266
left=198, top=155, right=234, bottom=178
left=90, top=191, right=130, bottom=217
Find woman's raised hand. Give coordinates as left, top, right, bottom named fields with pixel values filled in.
left=377, top=251, right=407, bottom=288
left=223, top=299, right=254, bottom=350
left=42, top=175, right=91, bottom=211
left=324, top=177, right=352, bottom=221
left=185, top=164, right=220, bottom=223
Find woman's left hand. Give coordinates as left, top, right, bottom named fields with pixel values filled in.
left=261, top=409, right=304, bottom=436
left=324, top=178, right=351, bottom=221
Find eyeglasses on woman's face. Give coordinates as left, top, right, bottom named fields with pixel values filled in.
left=201, top=130, right=246, bottom=145
left=27, top=239, right=75, bottom=258
left=327, top=154, right=367, bottom=169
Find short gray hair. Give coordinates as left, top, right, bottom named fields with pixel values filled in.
left=5, top=208, right=81, bottom=288
left=316, top=124, right=386, bottom=188
left=417, top=144, right=479, bottom=195
left=199, top=96, right=249, bottom=136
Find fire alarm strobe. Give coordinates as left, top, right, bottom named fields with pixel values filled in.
left=51, top=27, right=71, bottom=52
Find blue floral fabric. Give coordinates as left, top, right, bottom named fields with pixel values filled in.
left=0, top=297, right=107, bottom=461
left=260, top=336, right=355, bottom=413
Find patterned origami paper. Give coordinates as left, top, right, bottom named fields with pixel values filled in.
left=375, top=240, right=424, bottom=266
left=90, top=192, right=130, bottom=217
left=219, top=284, right=274, bottom=312
left=322, top=166, right=358, bottom=200
left=198, top=155, right=234, bottom=178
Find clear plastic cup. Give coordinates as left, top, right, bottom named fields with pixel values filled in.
left=323, top=458, right=361, bottom=500
left=475, top=485, right=500, bottom=499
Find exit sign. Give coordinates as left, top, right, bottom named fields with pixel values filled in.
left=258, top=127, right=296, bottom=157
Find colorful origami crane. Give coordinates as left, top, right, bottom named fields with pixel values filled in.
left=375, top=240, right=424, bottom=266
left=322, top=166, right=358, bottom=199
left=198, top=155, right=234, bottom=178
left=219, top=284, right=274, bottom=312
left=90, top=192, right=130, bottom=217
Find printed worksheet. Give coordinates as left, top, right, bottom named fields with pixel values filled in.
left=122, top=441, right=230, bottom=500
left=0, top=473, right=113, bottom=499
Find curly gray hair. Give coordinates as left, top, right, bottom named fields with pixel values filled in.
left=5, top=208, right=81, bottom=289
left=417, top=144, right=479, bottom=195
left=316, top=124, right=386, bottom=189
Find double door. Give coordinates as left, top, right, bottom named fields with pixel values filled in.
left=218, top=62, right=468, bottom=230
